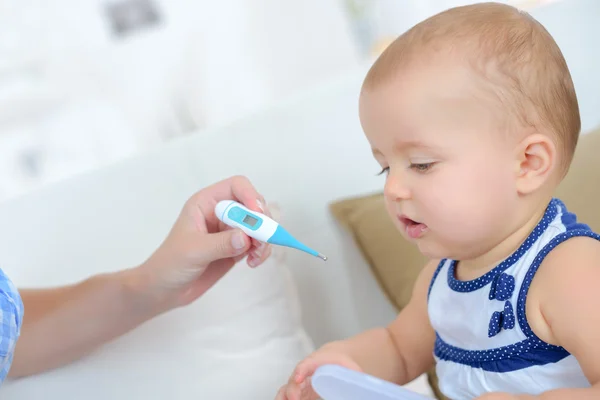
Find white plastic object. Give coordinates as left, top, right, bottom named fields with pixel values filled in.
left=311, top=364, right=433, bottom=400
left=215, top=200, right=327, bottom=260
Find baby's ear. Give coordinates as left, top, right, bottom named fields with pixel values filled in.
left=514, top=133, right=556, bottom=194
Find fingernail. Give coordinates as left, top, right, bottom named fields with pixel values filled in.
left=232, top=231, right=246, bottom=249
left=254, top=243, right=266, bottom=256
left=256, top=198, right=265, bottom=212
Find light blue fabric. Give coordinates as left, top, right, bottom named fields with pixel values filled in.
left=0, top=268, right=23, bottom=384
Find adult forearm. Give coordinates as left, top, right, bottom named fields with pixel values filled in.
left=9, top=267, right=161, bottom=378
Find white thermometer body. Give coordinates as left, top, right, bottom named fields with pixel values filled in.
left=215, top=200, right=327, bottom=261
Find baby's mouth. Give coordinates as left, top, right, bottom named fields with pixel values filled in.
left=399, top=216, right=428, bottom=239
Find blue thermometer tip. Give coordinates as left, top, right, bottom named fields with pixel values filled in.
left=268, top=225, right=327, bottom=261
left=215, top=200, right=327, bottom=261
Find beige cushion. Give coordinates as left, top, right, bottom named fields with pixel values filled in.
left=555, top=129, right=600, bottom=230
left=330, top=192, right=427, bottom=311
left=329, top=127, right=600, bottom=399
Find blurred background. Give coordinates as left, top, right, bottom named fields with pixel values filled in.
left=0, top=0, right=565, bottom=201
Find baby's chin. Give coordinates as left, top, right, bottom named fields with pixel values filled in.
left=417, top=246, right=448, bottom=261
left=411, top=236, right=455, bottom=260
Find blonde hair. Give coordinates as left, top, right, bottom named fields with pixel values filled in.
left=363, top=2, right=580, bottom=175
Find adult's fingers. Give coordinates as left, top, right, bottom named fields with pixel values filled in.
left=196, top=176, right=267, bottom=228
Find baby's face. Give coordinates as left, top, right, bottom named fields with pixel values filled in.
left=360, top=63, right=521, bottom=260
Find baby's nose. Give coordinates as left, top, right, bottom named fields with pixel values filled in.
left=384, top=172, right=411, bottom=201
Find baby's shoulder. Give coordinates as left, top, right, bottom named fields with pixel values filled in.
left=538, top=235, right=600, bottom=279
left=528, top=235, right=600, bottom=312
left=527, top=235, right=600, bottom=346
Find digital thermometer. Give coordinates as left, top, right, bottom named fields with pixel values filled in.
left=215, top=200, right=327, bottom=261
left=311, top=364, right=433, bottom=400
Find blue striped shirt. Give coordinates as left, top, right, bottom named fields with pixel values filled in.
left=0, top=268, right=23, bottom=384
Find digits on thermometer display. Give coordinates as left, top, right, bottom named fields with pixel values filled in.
left=215, top=200, right=327, bottom=261
left=243, top=214, right=258, bottom=226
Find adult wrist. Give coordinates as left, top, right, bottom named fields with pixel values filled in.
left=118, top=264, right=175, bottom=320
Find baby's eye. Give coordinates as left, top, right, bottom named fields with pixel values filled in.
left=377, top=167, right=390, bottom=176
left=410, top=162, right=434, bottom=172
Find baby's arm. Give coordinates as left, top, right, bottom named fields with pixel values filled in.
left=481, top=236, right=600, bottom=400
left=284, top=259, right=438, bottom=398
left=378, top=258, right=438, bottom=383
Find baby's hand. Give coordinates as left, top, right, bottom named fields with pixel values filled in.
left=275, top=344, right=362, bottom=400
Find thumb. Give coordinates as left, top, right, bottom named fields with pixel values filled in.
left=198, top=229, right=250, bottom=263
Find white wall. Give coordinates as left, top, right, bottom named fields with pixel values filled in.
left=177, top=0, right=361, bottom=130
left=0, top=0, right=361, bottom=200
left=532, top=0, right=600, bottom=133
left=0, top=0, right=597, bottom=203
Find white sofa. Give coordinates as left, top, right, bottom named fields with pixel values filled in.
left=0, top=0, right=598, bottom=398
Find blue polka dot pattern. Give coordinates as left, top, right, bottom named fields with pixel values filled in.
left=503, top=301, right=515, bottom=329
left=488, top=311, right=503, bottom=337
left=489, top=273, right=515, bottom=301
left=487, top=300, right=516, bottom=337
left=435, top=333, right=563, bottom=363
left=434, top=334, right=570, bottom=372
left=488, top=272, right=499, bottom=300
left=447, top=199, right=559, bottom=293
left=487, top=272, right=516, bottom=337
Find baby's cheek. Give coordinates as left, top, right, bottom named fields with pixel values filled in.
left=430, top=190, right=492, bottom=238
left=383, top=200, right=398, bottom=221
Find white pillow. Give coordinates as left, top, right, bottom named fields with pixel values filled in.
left=1, top=250, right=313, bottom=399
left=0, top=197, right=314, bottom=399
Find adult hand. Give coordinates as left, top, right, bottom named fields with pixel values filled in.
left=10, top=176, right=273, bottom=378
left=140, top=175, right=273, bottom=310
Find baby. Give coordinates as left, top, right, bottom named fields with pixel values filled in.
left=277, top=3, right=600, bottom=400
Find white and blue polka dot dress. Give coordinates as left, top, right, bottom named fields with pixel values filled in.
left=427, top=198, right=598, bottom=399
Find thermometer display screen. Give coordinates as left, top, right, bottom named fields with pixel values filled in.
left=243, top=214, right=258, bottom=226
